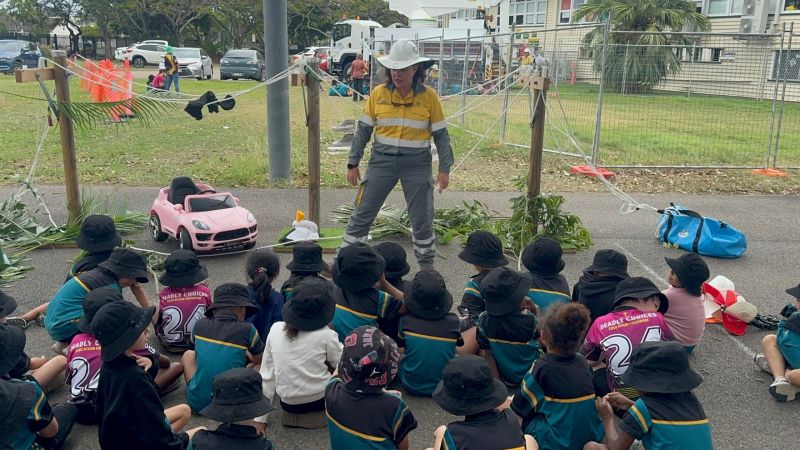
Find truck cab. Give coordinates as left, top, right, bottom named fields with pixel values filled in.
left=330, top=19, right=383, bottom=77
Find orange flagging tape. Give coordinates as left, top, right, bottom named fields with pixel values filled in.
left=570, top=165, right=616, bottom=178
left=751, top=168, right=788, bottom=177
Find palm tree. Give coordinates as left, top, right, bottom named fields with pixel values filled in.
left=574, top=0, right=710, bottom=93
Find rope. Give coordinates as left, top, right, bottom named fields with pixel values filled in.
left=129, top=235, right=344, bottom=258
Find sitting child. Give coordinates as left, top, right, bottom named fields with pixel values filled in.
left=182, top=283, right=264, bottom=413
left=581, top=277, right=674, bottom=399
left=511, top=303, right=604, bottom=449
left=431, top=355, right=533, bottom=450
left=662, top=254, right=710, bottom=354
left=521, top=237, right=571, bottom=314
left=572, top=249, right=629, bottom=323
left=584, top=341, right=713, bottom=450
left=192, top=368, right=274, bottom=449
left=153, top=70, right=165, bottom=90
left=280, top=242, right=329, bottom=302
left=155, top=249, right=211, bottom=352
left=245, top=249, right=284, bottom=341
left=325, top=326, right=417, bottom=450
left=477, top=267, right=539, bottom=387
left=258, top=278, right=341, bottom=428
left=331, top=243, right=404, bottom=342
left=374, top=242, right=411, bottom=292
left=755, top=283, right=800, bottom=402
left=398, top=270, right=464, bottom=396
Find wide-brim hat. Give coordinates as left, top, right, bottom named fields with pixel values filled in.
left=0, top=380, right=36, bottom=439
left=620, top=341, right=703, bottom=393
left=481, top=267, right=531, bottom=316
left=374, top=242, right=410, bottom=279
left=0, top=323, right=26, bottom=376
left=433, top=355, right=509, bottom=416
left=0, top=289, right=18, bottom=317
left=404, top=270, right=453, bottom=320
left=613, top=277, right=669, bottom=314
left=76, top=214, right=122, bottom=253
left=338, top=326, right=399, bottom=393
left=90, top=301, right=155, bottom=362
left=78, top=287, right=125, bottom=334
left=200, top=368, right=274, bottom=422
left=521, top=237, right=565, bottom=276
left=207, top=282, right=258, bottom=317
left=286, top=242, right=328, bottom=273
left=586, top=249, right=629, bottom=279
left=786, top=283, right=800, bottom=299
left=665, top=254, right=709, bottom=297
left=98, top=248, right=149, bottom=284
left=282, top=278, right=334, bottom=331
left=458, top=230, right=508, bottom=268
left=165, top=45, right=174, bottom=53
left=332, top=243, right=385, bottom=292
left=159, top=249, right=209, bottom=287
left=378, top=39, right=431, bottom=70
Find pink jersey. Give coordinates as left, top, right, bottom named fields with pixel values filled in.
left=156, top=285, right=212, bottom=348
left=581, top=307, right=674, bottom=390
left=66, top=333, right=102, bottom=400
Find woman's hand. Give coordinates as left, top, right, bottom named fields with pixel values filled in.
left=436, top=172, right=449, bottom=193
left=347, top=167, right=361, bottom=186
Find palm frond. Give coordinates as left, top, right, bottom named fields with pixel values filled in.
left=57, top=97, right=181, bottom=131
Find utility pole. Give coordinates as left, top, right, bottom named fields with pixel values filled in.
left=264, top=0, right=291, bottom=181
left=305, top=60, right=321, bottom=226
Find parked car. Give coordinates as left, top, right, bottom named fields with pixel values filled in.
left=0, top=40, right=41, bottom=73
left=291, top=46, right=330, bottom=63
left=220, top=49, right=265, bottom=81
left=150, top=177, right=258, bottom=253
left=115, top=40, right=168, bottom=61
left=121, top=43, right=166, bottom=68
left=173, top=47, right=212, bottom=80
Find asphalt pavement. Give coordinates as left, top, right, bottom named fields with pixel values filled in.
left=2, top=184, right=798, bottom=450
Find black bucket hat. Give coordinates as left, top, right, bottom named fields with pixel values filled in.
left=786, top=284, right=800, bottom=299
left=0, top=380, right=36, bottom=439
left=76, top=214, right=122, bottom=253
left=333, top=243, right=385, bottom=292
left=586, top=249, right=629, bottom=279
left=404, top=270, right=453, bottom=320
left=98, top=248, right=149, bottom=284
left=458, top=231, right=508, bottom=268
left=286, top=242, right=328, bottom=273
left=0, top=289, right=18, bottom=318
left=159, top=249, right=209, bottom=288
left=620, top=341, right=703, bottom=394
left=433, top=355, right=509, bottom=416
left=78, top=287, right=124, bottom=334
left=200, top=367, right=274, bottom=422
left=92, top=301, right=155, bottom=361
left=665, top=254, right=710, bottom=297
left=0, top=323, right=26, bottom=376
left=206, top=283, right=259, bottom=317
left=613, top=277, right=669, bottom=314
left=374, top=242, right=410, bottom=279
left=480, top=267, right=531, bottom=316
left=521, top=237, right=565, bottom=276
left=219, top=95, right=236, bottom=111
left=338, top=326, right=400, bottom=393
left=282, top=278, right=334, bottom=331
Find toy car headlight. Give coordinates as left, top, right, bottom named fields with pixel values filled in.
left=247, top=212, right=255, bottom=223
left=192, top=220, right=210, bottom=230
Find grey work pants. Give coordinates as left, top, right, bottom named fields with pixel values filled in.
left=342, top=150, right=436, bottom=267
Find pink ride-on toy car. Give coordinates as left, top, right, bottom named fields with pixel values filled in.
left=149, top=177, right=258, bottom=252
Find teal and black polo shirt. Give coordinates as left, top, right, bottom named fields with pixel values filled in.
left=511, top=353, right=604, bottom=450
left=441, top=409, right=526, bottom=450
left=620, top=391, right=713, bottom=450
left=331, top=285, right=402, bottom=342
left=187, top=311, right=264, bottom=412
left=476, top=311, right=539, bottom=386
left=397, top=313, right=462, bottom=396
left=325, top=377, right=417, bottom=450
left=5, top=378, right=53, bottom=450
left=46, top=268, right=119, bottom=342
left=526, top=273, right=571, bottom=315
left=458, top=270, right=491, bottom=323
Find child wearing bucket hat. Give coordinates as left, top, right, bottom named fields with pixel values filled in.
left=431, top=355, right=534, bottom=450
left=325, top=325, right=418, bottom=450
left=331, top=243, right=405, bottom=342
left=476, top=267, right=539, bottom=387
left=245, top=248, right=285, bottom=341
left=754, top=284, right=800, bottom=402
left=397, top=270, right=464, bottom=396
left=191, top=368, right=274, bottom=448
left=280, top=242, right=329, bottom=302
left=662, top=254, right=710, bottom=354
left=92, top=301, right=198, bottom=450
left=581, top=277, right=674, bottom=399
left=572, top=249, right=629, bottom=323
left=374, top=242, right=411, bottom=292
left=511, top=303, right=604, bottom=449
left=584, top=341, right=712, bottom=450
left=256, top=277, right=342, bottom=429
left=521, top=236, right=571, bottom=314
left=182, top=282, right=265, bottom=412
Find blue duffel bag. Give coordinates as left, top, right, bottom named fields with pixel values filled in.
left=656, top=204, right=747, bottom=258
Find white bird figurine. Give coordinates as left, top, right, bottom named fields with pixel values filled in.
left=286, top=210, right=320, bottom=242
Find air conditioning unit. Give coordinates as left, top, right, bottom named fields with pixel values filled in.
left=738, top=0, right=769, bottom=34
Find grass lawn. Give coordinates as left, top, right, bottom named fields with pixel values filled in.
left=1, top=70, right=799, bottom=194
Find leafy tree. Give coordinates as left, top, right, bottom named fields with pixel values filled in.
left=150, top=0, right=213, bottom=45
left=574, top=0, right=709, bottom=93
left=211, top=0, right=262, bottom=50
left=3, top=0, right=53, bottom=34
left=80, top=0, right=126, bottom=58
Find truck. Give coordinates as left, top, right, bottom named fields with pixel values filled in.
left=329, top=18, right=383, bottom=77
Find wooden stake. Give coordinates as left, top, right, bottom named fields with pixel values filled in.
left=306, top=59, right=321, bottom=226
left=527, top=76, right=549, bottom=198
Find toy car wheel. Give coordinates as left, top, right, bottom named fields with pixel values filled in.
left=149, top=214, right=168, bottom=242
left=178, top=228, right=194, bottom=251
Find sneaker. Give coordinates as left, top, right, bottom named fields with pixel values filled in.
left=768, top=377, right=800, bottom=402
left=754, top=353, right=773, bottom=375
left=4, top=317, right=28, bottom=329
left=51, top=342, right=68, bottom=357
left=35, top=313, right=45, bottom=327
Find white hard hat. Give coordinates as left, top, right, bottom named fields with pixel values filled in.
left=524, top=48, right=531, bottom=54
left=431, top=64, right=439, bottom=70
left=378, top=39, right=431, bottom=70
